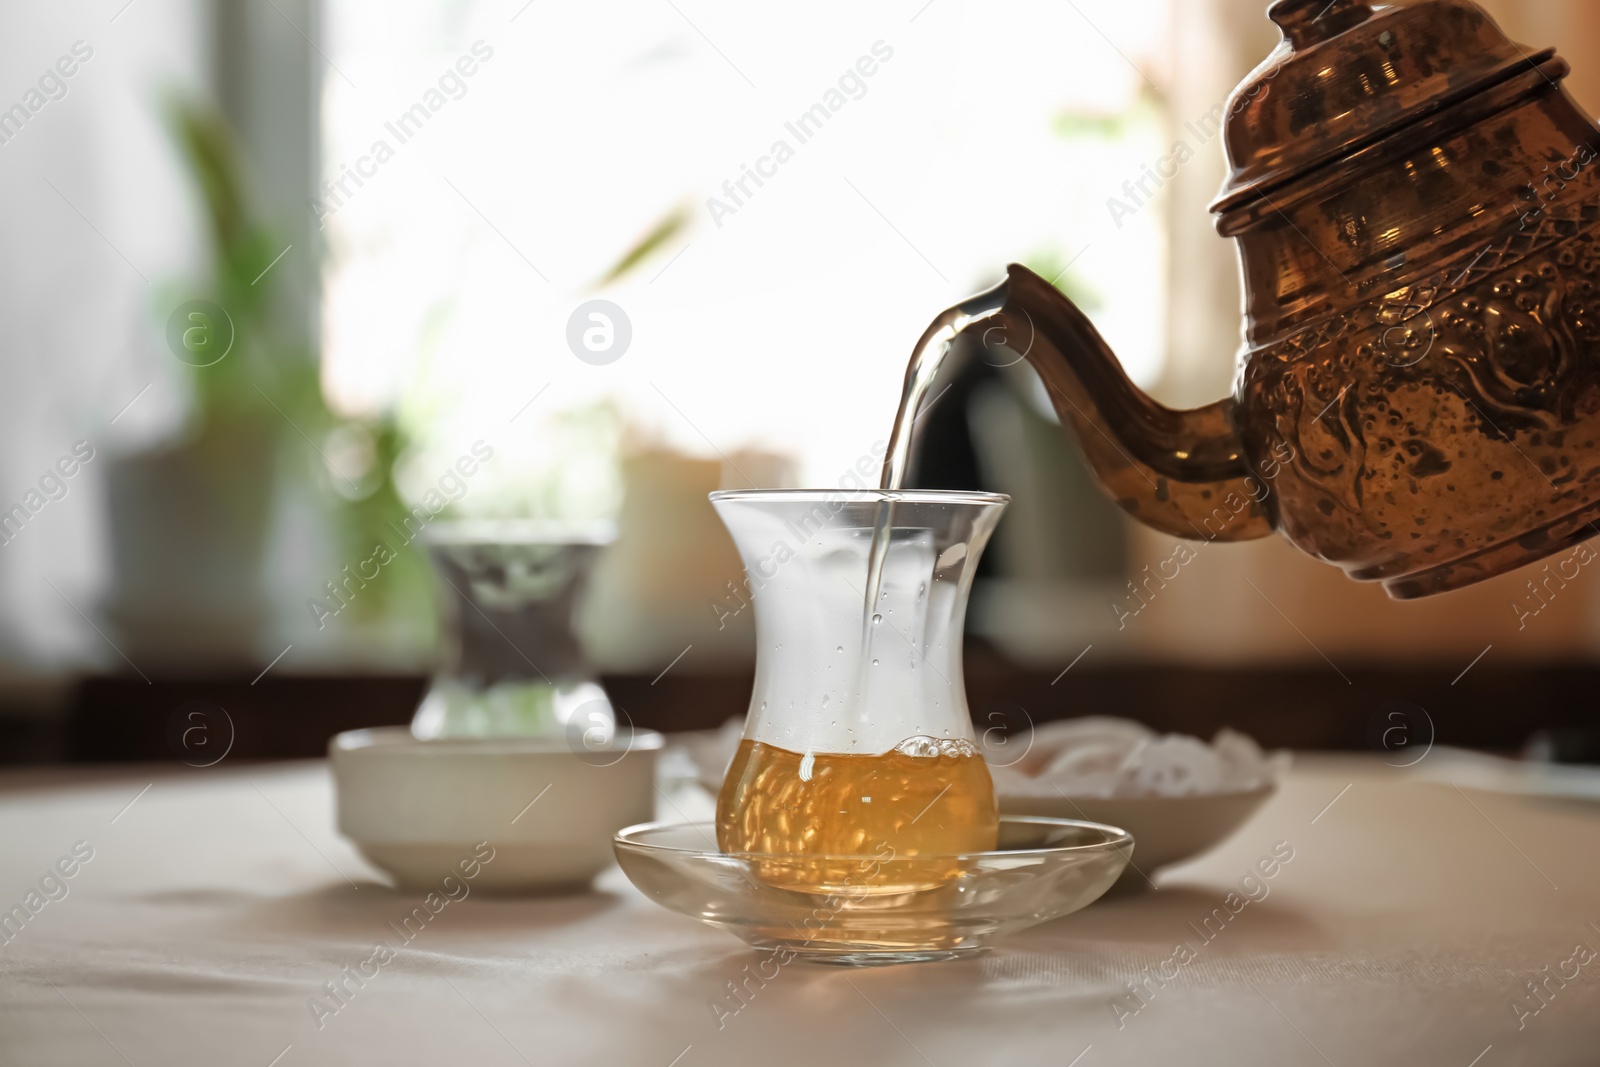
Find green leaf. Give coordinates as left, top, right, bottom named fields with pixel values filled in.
left=596, top=204, right=691, bottom=285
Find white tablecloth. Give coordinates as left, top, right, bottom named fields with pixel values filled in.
left=1, top=755, right=1596, bottom=1066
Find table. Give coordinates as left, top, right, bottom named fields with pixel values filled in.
left=1, top=755, right=1596, bottom=1066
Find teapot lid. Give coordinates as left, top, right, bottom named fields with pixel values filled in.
left=1211, top=0, right=1558, bottom=216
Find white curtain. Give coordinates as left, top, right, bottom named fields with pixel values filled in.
left=0, top=1, right=206, bottom=678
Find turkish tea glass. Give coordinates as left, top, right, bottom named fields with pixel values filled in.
left=709, top=489, right=1008, bottom=897
left=412, top=520, right=615, bottom=742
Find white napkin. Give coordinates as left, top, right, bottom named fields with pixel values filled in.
left=991, top=716, right=1289, bottom=798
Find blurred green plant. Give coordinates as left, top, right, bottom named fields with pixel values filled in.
left=163, top=92, right=427, bottom=627
left=163, top=94, right=320, bottom=438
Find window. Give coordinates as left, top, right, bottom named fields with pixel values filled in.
left=320, top=0, right=1172, bottom=505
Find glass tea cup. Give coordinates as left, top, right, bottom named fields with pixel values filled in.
left=709, top=489, right=1009, bottom=894
left=412, top=520, right=616, bottom=742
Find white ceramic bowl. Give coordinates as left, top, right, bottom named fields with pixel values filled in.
left=331, top=726, right=661, bottom=892
left=999, top=785, right=1276, bottom=885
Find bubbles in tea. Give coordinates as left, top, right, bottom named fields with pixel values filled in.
left=716, top=734, right=998, bottom=891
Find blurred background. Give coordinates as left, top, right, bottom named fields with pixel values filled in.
left=3, top=0, right=1599, bottom=764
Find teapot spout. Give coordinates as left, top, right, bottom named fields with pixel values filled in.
left=900, top=265, right=1277, bottom=543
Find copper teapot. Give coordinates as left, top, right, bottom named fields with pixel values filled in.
left=908, top=0, right=1600, bottom=598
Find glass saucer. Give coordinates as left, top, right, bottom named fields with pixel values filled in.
left=613, top=815, right=1133, bottom=965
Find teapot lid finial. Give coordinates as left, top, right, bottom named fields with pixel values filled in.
left=1213, top=0, right=1561, bottom=219
left=1267, top=0, right=1374, bottom=49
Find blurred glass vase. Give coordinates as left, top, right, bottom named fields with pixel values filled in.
left=413, top=521, right=615, bottom=742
